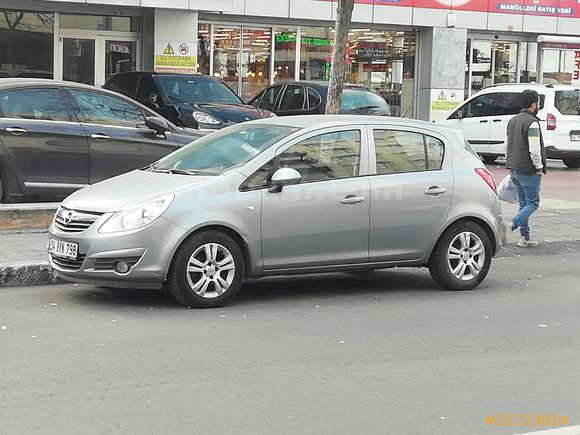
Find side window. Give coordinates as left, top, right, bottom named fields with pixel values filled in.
left=465, top=94, right=493, bottom=118
left=240, top=160, right=274, bottom=191
left=374, top=130, right=426, bottom=174
left=0, top=88, right=71, bottom=121
left=279, top=130, right=361, bottom=183
left=426, top=136, right=445, bottom=169
left=259, top=86, right=283, bottom=111
left=70, top=90, right=145, bottom=127
left=307, top=87, right=322, bottom=109
left=136, top=76, right=158, bottom=106
left=105, top=74, right=137, bottom=98
left=279, top=85, right=305, bottom=111
left=491, top=93, right=523, bottom=116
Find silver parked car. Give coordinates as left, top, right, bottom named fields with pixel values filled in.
left=48, top=115, right=502, bottom=308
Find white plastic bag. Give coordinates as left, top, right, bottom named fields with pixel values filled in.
left=497, top=174, right=518, bottom=203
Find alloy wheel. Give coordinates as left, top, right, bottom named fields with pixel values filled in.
left=446, top=231, right=485, bottom=281
left=186, top=243, right=236, bottom=299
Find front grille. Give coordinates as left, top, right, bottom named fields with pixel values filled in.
left=54, top=208, right=103, bottom=233
left=93, top=256, right=142, bottom=271
left=50, top=254, right=86, bottom=271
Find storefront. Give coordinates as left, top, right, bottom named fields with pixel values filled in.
left=197, top=21, right=417, bottom=116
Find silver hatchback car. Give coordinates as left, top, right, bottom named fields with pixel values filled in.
left=48, top=115, right=502, bottom=308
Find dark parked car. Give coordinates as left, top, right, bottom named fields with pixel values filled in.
left=103, top=72, right=273, bottom=129
left=0, top=79, right=204, bottom=203
left=248, top=81, right=391, bottom=117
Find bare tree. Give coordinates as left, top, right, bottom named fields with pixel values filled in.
left=325, top=0, right=354, bottom=114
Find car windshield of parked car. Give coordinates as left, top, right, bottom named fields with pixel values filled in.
left=152, top=124, right=299, bottom=175
left=340, top=89, right=390, bottom=113
left=155, top=75, right=243, bottom=105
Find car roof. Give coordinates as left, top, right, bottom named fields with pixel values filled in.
left=0, top=78, right=107, bottom=91
left=476, top=83, right=580, bottom=93
left=271, top=80, right=373, bottom=90
left=245, top=114, right=457, bottom=134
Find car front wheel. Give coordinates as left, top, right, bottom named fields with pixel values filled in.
left=428, top=221, right=492, bottom=291
left=563, top=158, right=580, bottom=169
left=168, top=230, right=244, bottom=308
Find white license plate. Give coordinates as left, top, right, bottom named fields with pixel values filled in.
left=49, top=239, right=78, bottom=260
left=571, top=134, right=580, bottom=141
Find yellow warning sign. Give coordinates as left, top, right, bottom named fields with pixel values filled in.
left=163, top=43, right=175, bottom=55
left=438, top=91, right=446, bottom=101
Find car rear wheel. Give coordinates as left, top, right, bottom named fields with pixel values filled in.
left=563, top=158, right=580, bottom=169
left=167, top=230, right=244, bottom=308
left=482, top=155, right=498, bottom=164
left=428, top=221, right=492, bottom=291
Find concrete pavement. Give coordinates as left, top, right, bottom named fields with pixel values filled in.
left=1, top=160, right=579, bottom=288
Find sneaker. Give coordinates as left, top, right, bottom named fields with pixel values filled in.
left=516, top=237, right=539, bottom=248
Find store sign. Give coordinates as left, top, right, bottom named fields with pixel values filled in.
left=154, top=41, right=196, bottom=73
left=276, top=33, right=331, bottom=48
left=430, top=89, right=463, bottom=122
left=318, top=0, right=580, bottom=18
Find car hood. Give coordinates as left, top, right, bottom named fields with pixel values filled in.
left=183, top=102, right=270, bottom=123
left=62, top=169, right=216, bottom=213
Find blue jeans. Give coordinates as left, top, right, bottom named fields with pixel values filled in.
left=511, top=170, right=541, bottom=240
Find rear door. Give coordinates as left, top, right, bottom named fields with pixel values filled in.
left=368, top=126, right=453, bottom=262
left=0, top=87, right=89, bottom=197
left=553, top=89, right=580, bottom=153
left=67, top=88, right=179, bottom=183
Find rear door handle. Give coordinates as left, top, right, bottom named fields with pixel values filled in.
left=90, top=133, right=111, bottom=140
left=424, top=186, right=447, bottom=196
left=341, top=194, right=366, bottom=205
left=492, top=119, right=502, bottom=122
left=5, top=127, right=28, bottom=134
left=479, top=120, right=488, bottom=123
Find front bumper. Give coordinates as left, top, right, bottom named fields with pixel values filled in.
left=545, top=146, right=580, bottom=159
left=48, top=214, right=188, bottom=289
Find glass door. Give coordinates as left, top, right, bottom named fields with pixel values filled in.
left=493, top=42, right=517, bottom=85
left=62, top=38, right=95, bottom=85
left=241, top=28, right=271, bottom=102
left=105, top=40, right=137, bottom=77
left=213, top=27, right=241, bottom=94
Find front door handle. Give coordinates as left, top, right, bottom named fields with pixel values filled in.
left=341, top=194, right=366, bottom=205
left=492, top=119, right=502, bottom=123
left=479, top=120, right=488, bottom=123
left=90, top=133, right=111, bottom=140
left=5, top=127, right=28, bottom=135
left=424, top=186, right=447, bottom=196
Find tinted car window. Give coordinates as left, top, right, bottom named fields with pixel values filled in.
left=451, top=94, right=493, bottom=119
left=555, top=90, right=580, bottom=115
left=136, top=75, right=158, bottom=105
left=491, top=92, right=524, bottom=116
left=0, top=88, right=70, bottom=121
left=374, top=130, right=426, bottom=174
left=259, top=85, right=283, bottom=111
left=155, top=75, right=242, bottom=104
left=340, top=89, right=390, bottom=113
left=279, top=85, right=305, bottom=111
left=307, top=87, right=322, bottom=109
left=70, top=89, right=145, bottom=127
left=279, top=130, right=361, bottom=182
left=105, top=74, right=138, bottom=98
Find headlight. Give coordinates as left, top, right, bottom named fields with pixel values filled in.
left=98, top=194, right=174, bottom=234
left=193, top=111, right=221, bottom=125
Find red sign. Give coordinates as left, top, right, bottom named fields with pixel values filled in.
left=573, top=51, right=580, bottom=82
left=339, top=0, right=580, bottom=18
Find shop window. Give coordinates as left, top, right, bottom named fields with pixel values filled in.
left=274, top=28, right=296, bottom=82
left=0, top=10, right=54, bottom=79
left=299, top=27, right=333, bottom=81
left=60, top=14, right=140, bottom=32
left=242, top=28, right=271, bottom=102
left=543, top=49, right=575, bottom=85
left=198, top=23, right=210, bottom=75
left=519, top=42, right=538, bottom=83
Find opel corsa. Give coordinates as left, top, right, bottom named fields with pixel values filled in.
left=48, top=116, right=502, bottom=308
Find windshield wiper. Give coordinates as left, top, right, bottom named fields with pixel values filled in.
left=348, top=105, right=380, bottom=111
left=168, top=168, right=220, bottom=176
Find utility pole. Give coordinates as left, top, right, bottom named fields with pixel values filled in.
left=325, top=0, right=354, bottom=114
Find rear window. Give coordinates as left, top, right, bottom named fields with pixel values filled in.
left=555, top=90, right=580, bottom=115
left=340, top=89, right=390, bottom=113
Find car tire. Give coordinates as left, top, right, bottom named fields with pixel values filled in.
left=167, top=230, right=244, bottom=308
left=428, top=221, right=492, bottom=291
left=563, top=158, right=580, bottom=169
left=482, top=155, right=498, bottom=164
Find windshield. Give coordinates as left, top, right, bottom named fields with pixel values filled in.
left=153, top=124, right=299, bottom=174
left=340, top=89, right=390, bottom=113
left=555, top=90, right=580, bottom=115
left=155, top=75, right=243, bottom=105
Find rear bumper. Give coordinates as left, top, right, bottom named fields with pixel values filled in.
left=545, top=146, right=580, bottom=159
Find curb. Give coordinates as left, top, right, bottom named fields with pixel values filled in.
left=0, top=262, right=64, bottom=288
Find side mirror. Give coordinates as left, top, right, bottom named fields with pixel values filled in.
left=148, top=93, right=160, bottom=109
left=145, top=116, right=169, bottom=135
left=268, top=167, right=302, bottom=193
left=456, top=109, right=464, bottom=119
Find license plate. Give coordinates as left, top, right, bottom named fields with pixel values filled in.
left=49, top=239, right=78, bottom=260
left=571, top=134, right=580, bottom=141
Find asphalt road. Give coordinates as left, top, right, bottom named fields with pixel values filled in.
left=1, top=250, right=580, bottom=435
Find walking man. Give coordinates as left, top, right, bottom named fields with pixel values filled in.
left=502, top=89, right=547, bottom=247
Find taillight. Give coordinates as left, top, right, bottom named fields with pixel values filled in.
left=475, top=168, right=497, bottom=193
left=546, top=113, right=557, bottom=131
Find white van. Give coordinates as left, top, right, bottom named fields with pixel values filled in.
left=439, top=84, right=580, bottom=168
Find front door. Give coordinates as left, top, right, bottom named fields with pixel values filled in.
left=261, top=128, right=370, bottom=270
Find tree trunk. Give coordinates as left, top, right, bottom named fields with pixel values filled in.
left=325, top=0, right=354, bottom=114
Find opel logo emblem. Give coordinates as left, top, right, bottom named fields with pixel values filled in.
left=63, top=211, right=74, bottom=225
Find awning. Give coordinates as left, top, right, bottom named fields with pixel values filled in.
left=537, top=35, right=580, bottom=49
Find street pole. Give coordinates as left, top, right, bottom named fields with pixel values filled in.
left=326, top=0, right=354, bottom=114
